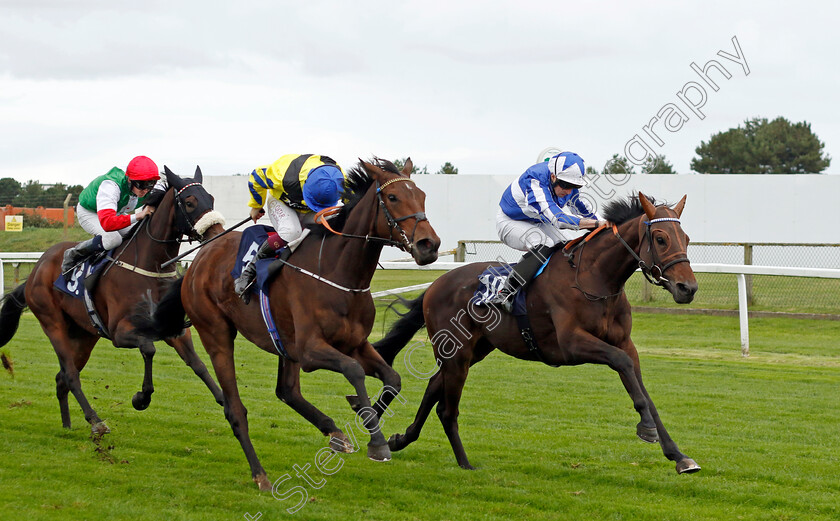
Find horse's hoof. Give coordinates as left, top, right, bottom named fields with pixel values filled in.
left=131, top=392, right=151, bottom=411
left=636, top=424, right=659, bottom=444
left=676, top=458, right=701, bottom=474
left=90, top=421, right=110, bottom=437
left=367, top=443, right=391, bottom=462
left=345, top=394, right=363, bottom=413
left=387, top=433, right=405, bottom=452
left=459, top=462, right=476, bottom=470
left=329, top=432, right=355, bottom=453
left=254, top=473, right=272, bottom=491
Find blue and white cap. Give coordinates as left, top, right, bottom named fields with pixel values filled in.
left=547, top=152, right=586, bottom=187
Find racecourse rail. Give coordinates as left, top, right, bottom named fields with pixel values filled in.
left=2, top=253, right=838, bottom=357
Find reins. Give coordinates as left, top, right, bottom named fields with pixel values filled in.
left=313, top=177, right=428, bottom=253
left=565, top=214, right=690, bottom=300
left=284, top=176, right=426, bottom=293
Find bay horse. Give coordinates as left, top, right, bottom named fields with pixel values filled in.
left=130, top=158, right=440, bottom=490
left=0, top=166, right=225, bottom=436
left=374, top=192, right=702, bottom=474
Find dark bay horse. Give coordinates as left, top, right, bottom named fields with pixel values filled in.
left=130, top=158, right=440, bottom=490
left=374, top=192, right=702, bottom=474
left=0, top=167, right=225, bottom=436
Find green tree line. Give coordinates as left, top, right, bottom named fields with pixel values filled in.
left=592, top=116, right=830, bottom=175
left=0, top=179, right=84, bottom=208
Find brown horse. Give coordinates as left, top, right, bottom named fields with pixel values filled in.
left=130, top=158, right=440, bottom=490
left=373, top=192, right=701, bottom=474
left=0, top=167, right=225, bottom=436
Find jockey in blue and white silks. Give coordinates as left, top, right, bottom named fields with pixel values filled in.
left=497, top=153, right=602, bottom=251
left=493, top=152, right=606, bottom=310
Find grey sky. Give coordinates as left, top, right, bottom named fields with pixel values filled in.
left=0, top=0, right=837, bottom=185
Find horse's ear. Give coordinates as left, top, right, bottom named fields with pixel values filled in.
left=193, top=165, right=203, bottom=184
left=673, top=194, right=687, bottom=218
left=164, top=166, right=184, bottom=191
left=361, top=159, right=386, bottom=181
left=401, top=157, right=413, bottom=177
left=638, top=191, right=656, bottom=220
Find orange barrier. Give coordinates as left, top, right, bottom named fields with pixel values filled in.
left=0, top=205, right=75, bottom=230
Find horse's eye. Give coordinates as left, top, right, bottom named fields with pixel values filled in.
left=387, top=194, right=398, bottom=202
left=656, top=236, right=666, bottom=246
left=186, top=200, right=196, bottom=210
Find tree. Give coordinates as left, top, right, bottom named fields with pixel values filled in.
left=691, top=117, right=831, bottom=174
left=602, top=153, right=636, bottom=175
left=393, top=158, right=429, bottom=175
left=0, top=178, right=21, bottom=206
left=435, top=162, right=458, bottom=175
left=642, top=154, right=676, bottom=174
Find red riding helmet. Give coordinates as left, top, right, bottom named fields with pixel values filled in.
left=126, top=156, right=160, bottom=181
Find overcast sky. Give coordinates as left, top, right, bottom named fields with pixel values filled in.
left=0, top=0, right=837, bottom=186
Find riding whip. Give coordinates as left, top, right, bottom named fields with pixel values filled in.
left=161, top=216, right=252, bottom=268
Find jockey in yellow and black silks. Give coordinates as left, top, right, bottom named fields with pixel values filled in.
left=235, top=154, right=347, bottom=299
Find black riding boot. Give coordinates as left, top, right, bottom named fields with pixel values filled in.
left=61, top=235, right=105, bottom=276
left=234, top=239, right=278, bottom=302
left=496, top=244, right=554, bottom=312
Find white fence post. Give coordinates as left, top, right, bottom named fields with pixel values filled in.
left=736, top=273, right=750, bottom=357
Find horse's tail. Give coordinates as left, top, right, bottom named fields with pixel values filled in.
left=373, top=291, right=427, bottom=367
left=130, top=277, right=188, bottom=340
left=0, top=284, right=27, bottom=347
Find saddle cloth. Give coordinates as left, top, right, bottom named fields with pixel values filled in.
left=472, top=256, right=553, bottom=315
left=231, top=225, right=286, bottom=295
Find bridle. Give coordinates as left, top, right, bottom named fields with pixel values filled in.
left=314, top=176, right=428, bottom=253
left=145, top=183, right=206, bottom=245
left=618, top=217, right=691, bottom=287
left=568, top=213, right=690, bottom=300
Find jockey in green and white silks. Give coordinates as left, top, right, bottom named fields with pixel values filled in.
left=234, top=154, right=347, bottom=300
left=493, top=152, right=606, bottom=310
left=62, top=156, right=165, bottom=274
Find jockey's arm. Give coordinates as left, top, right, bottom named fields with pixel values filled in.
left=95, top=179, right=136, bottom=232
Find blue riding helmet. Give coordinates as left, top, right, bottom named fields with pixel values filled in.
left=302, top=165, right=344, bottom=212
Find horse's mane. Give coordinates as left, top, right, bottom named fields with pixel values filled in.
left=602, top=194, right=659, bottom=224
left=307, top=158, right=403, bottom=235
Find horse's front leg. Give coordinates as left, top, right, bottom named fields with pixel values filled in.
left=618, top=338, right=701, bottom=474
left=131, top=340, right=156, bottom=411
left=274, top=357, right=354, bottom=453
left=347, top=341, right=402, bottom=420
left=567, top=331, right=700, bottom=474
left=298, top=341, right=391, bottom=462
left=165, top=332, right=224, bottom=406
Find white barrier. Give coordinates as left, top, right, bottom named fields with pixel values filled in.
left=3, top=253, right=838, bottom=357
left=375, top=262, right=840, bottom=357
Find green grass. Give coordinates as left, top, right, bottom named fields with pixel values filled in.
left=0, top=226, right=88, bottom=252
left=1, top=268, right=839, bottom=520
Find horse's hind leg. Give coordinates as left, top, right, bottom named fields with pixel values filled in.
left=165, top=333, right=224, bottom=406
left=274, top=357, right=351, bottom=453
left=436, top=356, right=475, bottom=470
left=56, top=371, right=72, bottom=428
left=131, top=341, right=156, bottom=411
left=48, top=330, right=106, bottom=435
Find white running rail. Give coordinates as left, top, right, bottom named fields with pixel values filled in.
left=3, top=254, right=838, bottom=357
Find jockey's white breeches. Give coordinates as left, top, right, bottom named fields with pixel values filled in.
left=495, top=208, right=584, bottom=252
left=76, top=204, right=135, bottom=250
left=265, top=195, right=305, bottom=243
